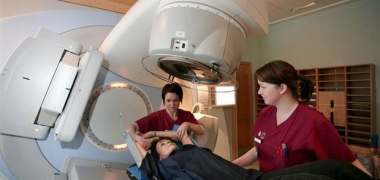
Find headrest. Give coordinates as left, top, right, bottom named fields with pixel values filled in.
left=192, top=113, right=219, bottom=151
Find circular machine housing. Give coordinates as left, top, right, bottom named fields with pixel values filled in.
left=148, top=2, right=246, bottom=84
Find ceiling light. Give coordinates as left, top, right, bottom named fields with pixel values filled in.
left=290, top=1, right=318, bottom=12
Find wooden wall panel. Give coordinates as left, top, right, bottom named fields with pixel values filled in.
left=60, top=0, right=137, bottom=13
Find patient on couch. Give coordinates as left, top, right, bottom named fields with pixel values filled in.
left=131, top=130, right=373, bottom=180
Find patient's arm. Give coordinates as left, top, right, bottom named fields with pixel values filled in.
left=134, top=136, right=161, bottom=157
left=127, top=123, right=149, bottom=148
left=135, top=140, right=148, bottom=158
left=136, top=131, right=193, bottom=160
left=144, top=130, right=193, bottom=145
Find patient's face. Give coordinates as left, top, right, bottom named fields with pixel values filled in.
left=156, top=138, right=177, bottom=160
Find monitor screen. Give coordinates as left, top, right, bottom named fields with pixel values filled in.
left=197, top=85, right=236, bottom=107
left=212, top=85, right=236, bottom=107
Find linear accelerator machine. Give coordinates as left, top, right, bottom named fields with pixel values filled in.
left=0, top=0, right=268, bottom=179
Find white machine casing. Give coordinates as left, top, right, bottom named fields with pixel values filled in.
left=148, top=2, right=246, bottom=84
left=38, top=52, right=79, bottom=127
left=0, top=28, right=82, bottom=139
left=99, top=0, right=268, bottom=87
left=0, top=28, right=103, bottom=141
left=192, top=113, right=219, bottom=152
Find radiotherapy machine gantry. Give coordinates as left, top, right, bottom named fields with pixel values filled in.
left=0, top=0, right=268, bottom=179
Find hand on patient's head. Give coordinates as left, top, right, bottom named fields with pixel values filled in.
left=144, top=137, right=160, bottom=150
left=142, top=131, right=155, bottom=138
left=132, top=133, right=148, bottom=148
left=176, top=123, right=189, bottom=140
left=179, top=130, right=189, bottom=140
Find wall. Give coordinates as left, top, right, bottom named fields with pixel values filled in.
left=243, top=0, right=380, bottom=132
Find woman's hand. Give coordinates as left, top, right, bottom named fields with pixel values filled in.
left=131, top=133, right=148, bottom=149
left=142, top=131, right=156, bottom=139
left=177, top=122, right=189, bottom=140
left=145, top=137, right=159, bottom=150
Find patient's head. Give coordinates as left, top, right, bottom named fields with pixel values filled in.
left=151, top=138, right=179, bottom=160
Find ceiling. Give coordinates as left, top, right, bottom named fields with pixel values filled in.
left=267, top=0, right=359, bottom=24
left=61, top=0, right=359, bottom=25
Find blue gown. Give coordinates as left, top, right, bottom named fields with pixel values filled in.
left=138, top=145, right=373, bottom=180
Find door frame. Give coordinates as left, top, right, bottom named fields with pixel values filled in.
left=232, top=61, right=253, bottom=159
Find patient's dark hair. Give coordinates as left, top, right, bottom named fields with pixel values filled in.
left=150, top=138, right=164, bottom=160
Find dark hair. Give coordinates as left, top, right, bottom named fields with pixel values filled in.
left=161, top=83, right=183, bottom=104
left=255, top=60, right=314, bottom=102
left=150, top=140, right=161, bottom=160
